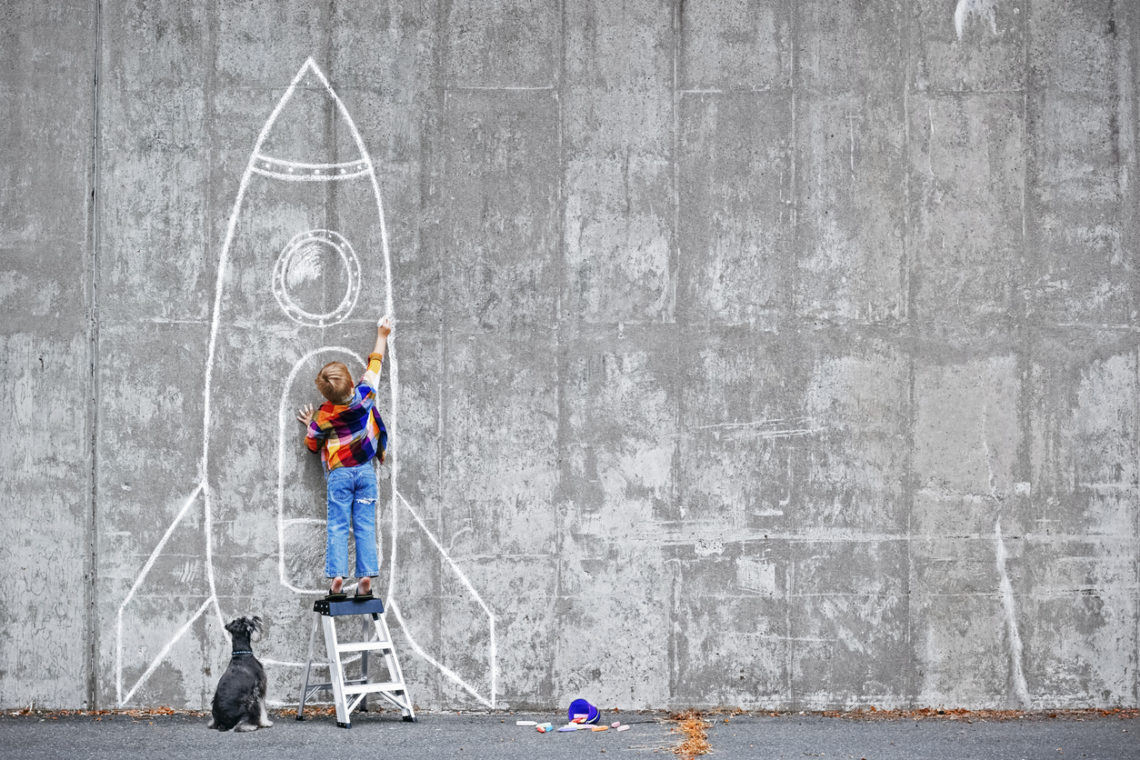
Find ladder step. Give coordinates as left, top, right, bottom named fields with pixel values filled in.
left=336, top=640, right=393, bottom=654
left=343, top=681, right=404, bottom=696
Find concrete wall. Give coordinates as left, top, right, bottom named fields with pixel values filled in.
left=2, top=0, right=1138, bottom=712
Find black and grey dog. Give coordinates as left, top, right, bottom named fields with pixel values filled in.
left=208, top=616, right=273, bottom=732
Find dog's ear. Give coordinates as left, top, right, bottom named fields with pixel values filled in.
left=250, top=616, right=264, bottom=640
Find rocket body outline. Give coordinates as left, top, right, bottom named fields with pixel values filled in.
left=116, top=58, right=496, bottom=709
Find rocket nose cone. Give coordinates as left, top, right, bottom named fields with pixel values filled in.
left=255, top=59, right=366, bottom=168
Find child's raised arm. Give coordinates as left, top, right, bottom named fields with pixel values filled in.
left=362, top=316, right=392, bottom=389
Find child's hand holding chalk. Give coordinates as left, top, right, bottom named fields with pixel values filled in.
left=377, top=315, right=392, bottom=338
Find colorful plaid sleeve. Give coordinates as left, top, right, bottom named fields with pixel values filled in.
left=304, top=418, right=327, bottom=452
left=358, top=354, right=383, bottom=400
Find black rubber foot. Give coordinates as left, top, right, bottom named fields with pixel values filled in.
left=295, top=715, right=305, bottom=721
left=402, top=715, right=417, bottom=723
left=337, top=721, right=352, bottom=729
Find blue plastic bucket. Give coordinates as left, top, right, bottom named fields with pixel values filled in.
left=567, top=698, right=600, bottom=725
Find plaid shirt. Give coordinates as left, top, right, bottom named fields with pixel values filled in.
left=305, top=355, right=387, bottom=471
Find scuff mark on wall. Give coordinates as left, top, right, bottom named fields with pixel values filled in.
left=995, top=517, right=1032, bottom=708
left=983, top=403, right=1031, bottom=708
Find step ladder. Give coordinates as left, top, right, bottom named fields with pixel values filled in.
left=295, top=596, right=416, bottom=728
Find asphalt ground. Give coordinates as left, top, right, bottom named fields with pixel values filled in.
left=707, top=714, right=1138, bottom=760
left=0, top=710, right=1136, bottom=760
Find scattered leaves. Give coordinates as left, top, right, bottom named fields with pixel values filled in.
left=2, top=706, right=204, bottom=720
left=669, top=710, right=712, bottom=759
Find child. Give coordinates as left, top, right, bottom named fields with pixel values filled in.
left=296, top=317, right=392, bottom=601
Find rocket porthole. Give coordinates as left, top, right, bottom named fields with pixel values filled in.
left=272, top=228, right=361, bottom=327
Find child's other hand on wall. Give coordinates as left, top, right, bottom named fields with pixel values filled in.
left=296, top=403, right=314, bottom=426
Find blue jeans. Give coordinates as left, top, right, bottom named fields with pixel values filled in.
left=325, top=462, right=379, bottom=579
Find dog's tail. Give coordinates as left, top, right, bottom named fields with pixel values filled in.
left=116, top=483, right=214, bottom=706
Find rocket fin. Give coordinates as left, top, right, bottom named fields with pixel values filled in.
left=116, top=483, right=214, bottom=706
left=388, top=491, right=497, bottom=709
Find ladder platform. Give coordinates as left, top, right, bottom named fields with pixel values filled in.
left=343, top=681, right=403, bottom=696
left=313, top=597, right=386, bottom=616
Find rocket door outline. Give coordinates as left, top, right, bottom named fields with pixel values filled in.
left=116, top=58, right=496, bottom=709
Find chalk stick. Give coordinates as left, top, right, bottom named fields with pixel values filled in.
left=516, top=720, right=537, bottom=726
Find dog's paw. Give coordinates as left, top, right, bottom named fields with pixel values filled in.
left=206, top=718, right=215, bottom=729
left=234, top=722, right=259, bottom=732
left=259, top=720, right=274, bottom=728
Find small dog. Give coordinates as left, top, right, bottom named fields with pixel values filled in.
left=208, top=616, right=273, bottom=732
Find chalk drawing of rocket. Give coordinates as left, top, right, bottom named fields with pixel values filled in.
left=117, top=59, right=496, bottom=709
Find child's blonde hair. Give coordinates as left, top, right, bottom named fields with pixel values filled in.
left=315, top=361, right=354, bottom=404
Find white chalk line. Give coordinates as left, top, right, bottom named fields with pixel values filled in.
left=398, top=490, right=496, bottom=634
left=253, top=155, right=369, bottom=170
left=691, top=418, right=821, bottom=439
left=450, top=84, right=555, bottom=91
left=116, top=483, right=204, bottom=706
left=695, top=417, right=814, bottom=430
left=777, top=450, right=794, bottom=508
left=722, top=428, right=821, bottom=439
left=388, top=600, right=494, bottom=709
left=283, top=518, right=325, bottom=527
left=447, top=525, right=474, bottom=554
left=251, top=166, right=371, bottom=182
left=390, top=491, right=497, bottom=709
left=272, top=229, right=361, bottom=327
left=120, top=599, right=212, bottom=706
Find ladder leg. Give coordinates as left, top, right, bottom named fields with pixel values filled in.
left=373, top=613, right=415, bottom=721
left=359, top=616, right=370, bottom=712
left=296, top=612, right=320, bottom=720
left=322, top=616, right=351, bottom=728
